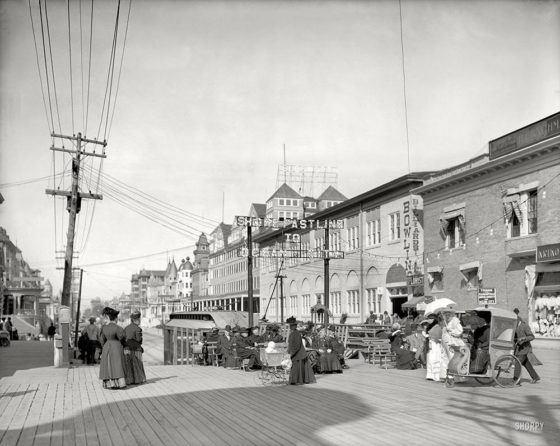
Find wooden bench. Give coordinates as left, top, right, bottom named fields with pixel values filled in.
left=345, top=325, right=391, bottom=361
left=366, top=339, right=396, bottom=369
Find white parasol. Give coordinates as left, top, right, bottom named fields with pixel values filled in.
left=424, top=297, right=456, bottom=316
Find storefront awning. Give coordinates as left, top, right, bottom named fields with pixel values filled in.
left=402, top=296, right=426, bottom=309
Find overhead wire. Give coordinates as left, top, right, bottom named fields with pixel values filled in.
left=107, top=0, right=132, bottom=140
left=85, top=0, right=94, bottom=136
left=67, top=0, right=75, bottom=134
left=43, top=0, right=63, bottom=134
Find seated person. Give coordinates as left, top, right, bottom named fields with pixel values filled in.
left=467, top=314, right=490, bottom=373
left=327, top=326, right=348, bottom=369
left=217, top=325, right=235, bottom=368
left=315, top=329, right=342, bottom=374
left=236, top=328, right=262, bottom=370
left=406, top=323, right=426, bottom=366
left=389, top=325, right=417, bottom=370
left=262, top=324, right=284, bottom=343
left=247, top=326, right=264, bottom=346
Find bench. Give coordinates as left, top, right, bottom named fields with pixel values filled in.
left=365, top=339, right=396, bottom=369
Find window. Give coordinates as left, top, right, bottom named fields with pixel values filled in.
left=366, top=220, right=381, bottom=246
left=347, top=290, right=360, bottom=314
left=330, top=291, right=341, bottom=315
left=503, top=184, right=538, bottom=238
left=302, top=294, right=311, bottom=315
left=279, top=199, right=285, bottom=206
left=329, top=231, right=341, bottom=251
left=427, top=267, right=444, bottom=292
left=440, top=205, right=465, bottom=249
left=346, top=226, right=359, bottom=250
left=460, top=261, right=482, bottom=291
left=289, top=295, right=298, bottom=315
left=306, top=202, right=316, bottom=209
left=389, top=212, right=401, bottom=241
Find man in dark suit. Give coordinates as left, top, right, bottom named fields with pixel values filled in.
left=513, top=308, right=540, bottom=384
left=216, top=325, right=233, bottom=367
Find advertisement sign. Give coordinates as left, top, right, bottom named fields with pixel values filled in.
left=58, top=306, right=72, bottom=323
left=536, top=243, right=560, bottom=263
left=489, top=112, right=560, bottom=160
left=478, top=288, right=497, bottom=305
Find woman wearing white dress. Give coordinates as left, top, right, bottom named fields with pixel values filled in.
left=423, top=318, right=444, bottom=381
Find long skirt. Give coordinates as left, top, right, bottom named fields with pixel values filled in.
left=99, top=340, right=127, bottom=389
left=426, top=340, right=443, bottom=381
left=124, top=349, right=146, bottom=385
left=318, top=352, right=342, bottom=373
left=289, top=357, right=316, bottom=385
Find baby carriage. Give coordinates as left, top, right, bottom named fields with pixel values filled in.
left=256, top=347, right=291, bottom=385
left=0, top=330, right=10, bottom=347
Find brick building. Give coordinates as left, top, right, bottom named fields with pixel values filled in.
left=414, top=112, right=560, bottom=323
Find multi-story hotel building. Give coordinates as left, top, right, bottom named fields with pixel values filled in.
left=253, top=173, right=433, bottom=324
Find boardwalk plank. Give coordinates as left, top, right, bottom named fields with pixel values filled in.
left=2, top=385, right=42, bottom=446
left=33, top=382, right=57, bottom=446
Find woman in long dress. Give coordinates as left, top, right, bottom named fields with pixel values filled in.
left=124, top=311, right=146, bottom=385
left=99, top=307, right=127, bottom=389
left=423, top=317, right=444, bottom=381
left=287, top=317, right=316, bottom=385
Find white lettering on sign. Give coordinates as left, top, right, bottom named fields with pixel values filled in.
left=234, top=216, right=345, bottom=230
left=403, top=198, right=421, bottom=276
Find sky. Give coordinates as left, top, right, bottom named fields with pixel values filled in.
left=1, top=0, right=559, bottom=304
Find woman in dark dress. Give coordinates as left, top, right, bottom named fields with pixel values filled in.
left=287, top=317, right=316, bottom=385
left=123, top=311, right=146, bottom=385
left=99, top=307, right=127, bottom=389
left=316, top=328, right=343, bottom=373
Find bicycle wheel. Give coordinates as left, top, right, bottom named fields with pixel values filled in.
left=444, top=375, right=456, bottom=388
left=493, top=355, right=522, bottom=388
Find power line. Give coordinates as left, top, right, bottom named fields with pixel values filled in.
left=67, top=0, right=75, bottom=133
left=398, top=0, right=411, bottom=174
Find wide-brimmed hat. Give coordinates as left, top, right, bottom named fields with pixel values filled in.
left=286, top=316, right=297, bottom=326
left=102, top=307, right=119, bottom=318
left=224, top=325, right=232, bottom=331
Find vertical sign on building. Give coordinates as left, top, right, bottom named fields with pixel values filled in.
left=403, top=197, right=421, bottom=276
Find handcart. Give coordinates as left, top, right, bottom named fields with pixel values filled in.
left=256, top=348, right=291, bottom=385
left=445, top=307, right=522, bottom=388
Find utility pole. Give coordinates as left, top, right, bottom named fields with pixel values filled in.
left=324, top=226, right=330, bottom=326
left=46, top=132, right=106, bottom=364
left=247, top=225, right=254, bottom=328
left=276, top=273, right=286, bottom=322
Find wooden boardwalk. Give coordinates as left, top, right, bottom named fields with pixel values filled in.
left=0, top=348, right=559, bottom=446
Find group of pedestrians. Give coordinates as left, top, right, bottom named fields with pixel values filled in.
left=88, top=307, right=147, bottom=389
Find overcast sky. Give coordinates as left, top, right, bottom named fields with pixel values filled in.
left=1, top=0, right=559, bottom=303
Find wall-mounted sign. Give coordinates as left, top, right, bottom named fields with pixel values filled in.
left=234, top=215, right=345, bottom=230
left=489, top=112, right=560, bottom=160
left=407, top=275, right=424, bottom=286
left=237, top=247, right=344, bottom=260
left=536, top=243, right=560, bottom=263
left=478, top=288, right=497, bottom=305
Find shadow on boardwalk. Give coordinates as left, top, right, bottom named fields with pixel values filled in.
left=1, top=384, right=373, bottom=446
left=445, top=386, right=560, bottom=446
left=0, top=341, right=53, bottom=378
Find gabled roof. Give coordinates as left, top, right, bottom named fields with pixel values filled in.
left=266, top=183, right=302, bottom=202
left=165, top=260, right=177, bottom=277
left=211, top=222, right=232, bottom=239
left=249, top=203, right=266, bottom=218
left=317, top=185, right=347, bottom=202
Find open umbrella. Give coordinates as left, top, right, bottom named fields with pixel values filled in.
left=424, top=297, right=456, bottom=316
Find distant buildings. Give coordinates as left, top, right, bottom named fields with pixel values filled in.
left=1, top=226, right=46, bottom=318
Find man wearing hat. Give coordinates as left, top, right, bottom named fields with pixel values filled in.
left=82, top=316, right=100, bottom=365
left=236, top=327, right=262, bottom=370
left=216, top=325, right=234, bottom=368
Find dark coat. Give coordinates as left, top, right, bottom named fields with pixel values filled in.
left=288, top=329, right=307, bottom=361
left=514, top=319, right=535, bottom=356
left=216, top=333, right=232, bottom=356
left=124, top=323, right=143, bottom=351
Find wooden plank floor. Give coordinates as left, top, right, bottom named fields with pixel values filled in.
left=1, top=348, right=559, bottom=446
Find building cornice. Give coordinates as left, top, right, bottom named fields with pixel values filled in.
left=413, top=137, right=560, bottom=204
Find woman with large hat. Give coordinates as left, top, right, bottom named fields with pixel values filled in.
left=123, top=310, right=146, bottom=385
left=99, top=307, right=127, bottom=389
left=286, top=316, right=316, bottom=385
